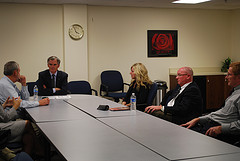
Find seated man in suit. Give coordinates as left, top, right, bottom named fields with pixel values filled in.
left=145, top=67, right=203, bottom=125
left=38, top=56, right=68, bottom=96
left=0, top=61, right=50, bottom=109
left=181, top=62, right=240, bottom=145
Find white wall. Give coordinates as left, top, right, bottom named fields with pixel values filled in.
left=0, top=3, right=63, bottom=82
left=0, top=3, right=89, bottom=86
left=0, top=3, right=239, bottom=92
left=231, top=9, right=240, bottom=61
left=88, top=6, right=232, bottom=91
left=64, top=4, right=88, bottom=81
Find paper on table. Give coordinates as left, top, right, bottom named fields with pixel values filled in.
left=44, top=95, right=71, bottom=100
left=109, top=107, right=130, bottom=111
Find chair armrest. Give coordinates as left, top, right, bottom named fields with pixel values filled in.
left=91, top=89, right=98, bottom=96
left=137, top=103, right=148, bottom=108
left=136, top=103, right=149, bottom=111
left=67, top=90, right=71, bottom=94
left=122, top=83, right=130, bottom=93
left=124, top=83, right=130, bottom=86
left=100, top=84, right=109, bottom=96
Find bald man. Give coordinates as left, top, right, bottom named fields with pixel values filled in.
left=145, top=67, right=203, bottom=125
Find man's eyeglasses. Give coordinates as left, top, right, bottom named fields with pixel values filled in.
left=177, top=74, right=188, bottom=77
left=226, top=73, right=234, bottom=76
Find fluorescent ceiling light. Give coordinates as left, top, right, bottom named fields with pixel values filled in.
left=172, top=0, right=211, bottom=4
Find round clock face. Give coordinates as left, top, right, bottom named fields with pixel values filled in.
left=69, top=24, right=84, bottom=40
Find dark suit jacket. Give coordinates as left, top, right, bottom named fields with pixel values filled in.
left=123, top=81, right=151, bottom=112
left=38, top=69, right=68, bottom=96
left=161, top=82, right=203, bottom=125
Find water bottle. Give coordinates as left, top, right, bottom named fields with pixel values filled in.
left=130, top=93, right=136, bottom=110
left=33, top=85, right=38, bottom=100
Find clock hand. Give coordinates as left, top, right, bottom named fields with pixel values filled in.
left=73, top=26, right=80, bottom=34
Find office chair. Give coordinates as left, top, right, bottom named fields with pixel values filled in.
left=146, top=82, right=158, bottom=106
left=26, top=81, right=37, bottom=96
left=67, top=81, right=98, bottom=95
left=137, top=82, right=158, bottom=110
left=6, top=142, right=23, bottom=154
left=100, top=70, right=129, bottom=102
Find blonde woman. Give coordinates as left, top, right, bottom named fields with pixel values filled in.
left=122, top=63, right=152, bottom=111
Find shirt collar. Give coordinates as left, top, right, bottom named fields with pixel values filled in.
left=49, top=71, right=58, bottom=77
left=3, top=76, right=16, bottom=87
left=180, top=81, right=192, bottom=90
left=234, top=84, right=240, bottom=91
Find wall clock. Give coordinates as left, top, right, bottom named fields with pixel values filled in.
left=68, top=24, right=84, bottom=40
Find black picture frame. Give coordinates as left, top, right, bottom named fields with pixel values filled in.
left=148, top=30, right=178, bottom=57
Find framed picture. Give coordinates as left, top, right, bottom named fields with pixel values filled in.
left=148, top=30, right=178, bottom=57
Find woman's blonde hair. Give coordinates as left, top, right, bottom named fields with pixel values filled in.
left=131, top=63, right=152, bottom=90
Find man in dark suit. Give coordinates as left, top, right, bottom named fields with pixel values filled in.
left=38, top=56, right=68, bottom=96
left=145, top=67, right=202, bottom=125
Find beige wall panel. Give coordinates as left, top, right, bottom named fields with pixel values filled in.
left=231, top=9, right=240, bottom=62
left=1, top=4, right=238, bottom=92
left=0, top=4, right=63, bottom=83
left=88, top=6, right=231, bottom=91
left=64, top=4, right=88, bottom=81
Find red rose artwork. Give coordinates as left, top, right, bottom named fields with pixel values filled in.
left=148, top=30, right=177, bottom=57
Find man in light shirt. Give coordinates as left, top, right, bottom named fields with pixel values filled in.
left=0, top=61, right=50, bottom=109
left=181, top=62, right=240, bottom=145
left=145, top=67, right=203, bottom=125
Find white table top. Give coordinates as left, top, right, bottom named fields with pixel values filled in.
left=25, top=99, right=90, bottom=122
left=65, top=94, right=143, bottom=118
left=99, top=114, right=240, bottom=160
left=37, top=119, right=168, bottom=161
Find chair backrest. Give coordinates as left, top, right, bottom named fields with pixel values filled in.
left=100, top=70, right=124, bottom=92
left=67, top=81, right=92, bottom=95
left=26, top=81, right=37, bottom=96
left=146, top=82, right=158, bottom=105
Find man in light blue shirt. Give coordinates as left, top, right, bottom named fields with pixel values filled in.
left=182, top=62, right=240, bottom=145
left=0, top=61, right=50, bottom=108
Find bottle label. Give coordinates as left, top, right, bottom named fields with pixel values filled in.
left=131, top=98, right=136, bottom=102
left=33, top=85, right=38, bottom=93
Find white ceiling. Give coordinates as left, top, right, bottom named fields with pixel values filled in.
left=0, top=0, right=240, bottom=10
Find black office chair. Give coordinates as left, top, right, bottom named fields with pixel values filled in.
left=26, top=81, right=38, bottom=96
left=146, top=82, right=158, bottom=106
left=137, top=82, right=158, bottom=111
left=100, top=70, right=129, bottom=102
left=67, top=81, right=98, bottom=95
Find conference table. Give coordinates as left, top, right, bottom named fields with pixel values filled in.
left=25, top=94, right=240, bottom=161
left=26, top=96, right=167, bottom=161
